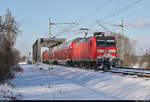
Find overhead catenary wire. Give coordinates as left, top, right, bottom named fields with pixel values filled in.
left=51, top=0, right=145, bottom=39
left=52, top=23, right=79, bottom=38
left=55, top=0, right=123, bottom=38
left=96, top=0, right=143, bottom=23
left=96, top=21, right=112, bottom=32
left=107, top=0, right=150, bottom=24
left=89, top=0, right=145, bottom=34
left=52, top=0, right=115, bottom=38
left=88, top=0, right=141, bottom=28
left=96, top=0, right=150, bottom=30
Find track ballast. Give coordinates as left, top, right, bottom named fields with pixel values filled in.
left=45, top=63, right=150, bottom=78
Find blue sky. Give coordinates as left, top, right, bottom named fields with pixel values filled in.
left=0, top=0, right=150, bottom=56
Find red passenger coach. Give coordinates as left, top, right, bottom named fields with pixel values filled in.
left=53, top=40, right=76, bottom=64
left=42, top=50, right=49, bottom=63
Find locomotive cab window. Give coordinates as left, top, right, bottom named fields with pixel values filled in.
left=96, top=37, right=115, bottom=46
left=96, top=39, right=105, bottom=46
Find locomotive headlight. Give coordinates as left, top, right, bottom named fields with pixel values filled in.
left=109, top=49, right=116, bottom=53
left=104, top=53, right=111, bottom=58
left=97, top=55, right=102, bottom=58
left=97, top=49, right=105, bottom=53
left=109, top=55, right=117, bottom=61
left=110, top=55, right=116, bottom=59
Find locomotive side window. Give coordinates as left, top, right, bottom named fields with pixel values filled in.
left=84, top=38, right=90, bottom=42
left=106, top=39, right=115, bottom=46
left=78, top=39, right=84, bottom=44
left=90, top=41, right=92, bottom=47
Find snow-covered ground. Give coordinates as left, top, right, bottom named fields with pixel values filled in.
left=1, top=63, right=150, bottom=100
left=18, top=62, right=27, bottom=64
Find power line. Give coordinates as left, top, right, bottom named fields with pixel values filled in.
left=96, top=0, right=143, bottom=23
left=87, top=0, right=144, bottom=34
left=52, top=23, right=79, bottom=38
left=53, top=0, right=115, bottom=38
left=48, top=18, right=76, bottom=38
left=77, top=0, right=143, bottom=34
left=77, top=0, right=117, bottom=30
left=96, top=21, right=113, bottom=33
left=107, top=0, right=150, bottom=23
left=50, top=0, right=143, bottom=39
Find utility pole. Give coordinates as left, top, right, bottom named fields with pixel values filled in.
left=49, top=18, right=51, bottom=38
left=121, top=19, right=125, bottom=64
left=48, top=18, right=52, bottom=70
left=120, top=19, right=125, bottom=66
left=116, top=19, right=124, bottom=35
left=114, top=19, right=125, bottom=66
left=146, top=49, right=148, bottom=56
left=121, top=19, right=124, bottom=35
left=47, top=18, right=76, bottom=69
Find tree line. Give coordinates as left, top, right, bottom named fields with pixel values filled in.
left=0, top=9, right=20, bottom=82
left=109, top=32, right=150, bottom=69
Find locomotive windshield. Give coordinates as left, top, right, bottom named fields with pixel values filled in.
left=96, top=37, right=115, bottom=46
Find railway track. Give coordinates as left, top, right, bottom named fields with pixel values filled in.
left=44, top=63, right=150, bottom=78
left=105, top=67, right=150, bottom=78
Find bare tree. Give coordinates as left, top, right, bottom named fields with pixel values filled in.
left=12, top=48, right=20, bottom=64
left=3, top=9, right=19, bottom=50
left=0, top=9, right=20, bottom=81
left=19, top=55, right=27, bottom=62
left=139, top=49, right=150, bottom=69
left=109, top=32, right=137, bottom=67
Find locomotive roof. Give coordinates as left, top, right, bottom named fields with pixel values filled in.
left=96, top=36, right=115, bottom=38
left=73, top=37, right=84, bottom=42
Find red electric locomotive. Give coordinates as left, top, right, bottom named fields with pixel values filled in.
left=72, top=32, right=118, bottom=69
left=53, top=41, right=75, bottom=64
left=42, top=32, right=118, bottom=70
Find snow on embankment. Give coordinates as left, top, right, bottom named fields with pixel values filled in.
left=40, top=63, right=150, bottom=100
left=2, top=63, right=150, bottom=100
left=10, top=64, right=117, bottom=100
left=0, top=82, right=21, bottom=100
left=18, top=62, right=27, bottom=64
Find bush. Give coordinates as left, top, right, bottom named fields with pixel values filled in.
left=0, top=49, right=21, bottom=82
left=13, top=65, right=23, bottom=72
